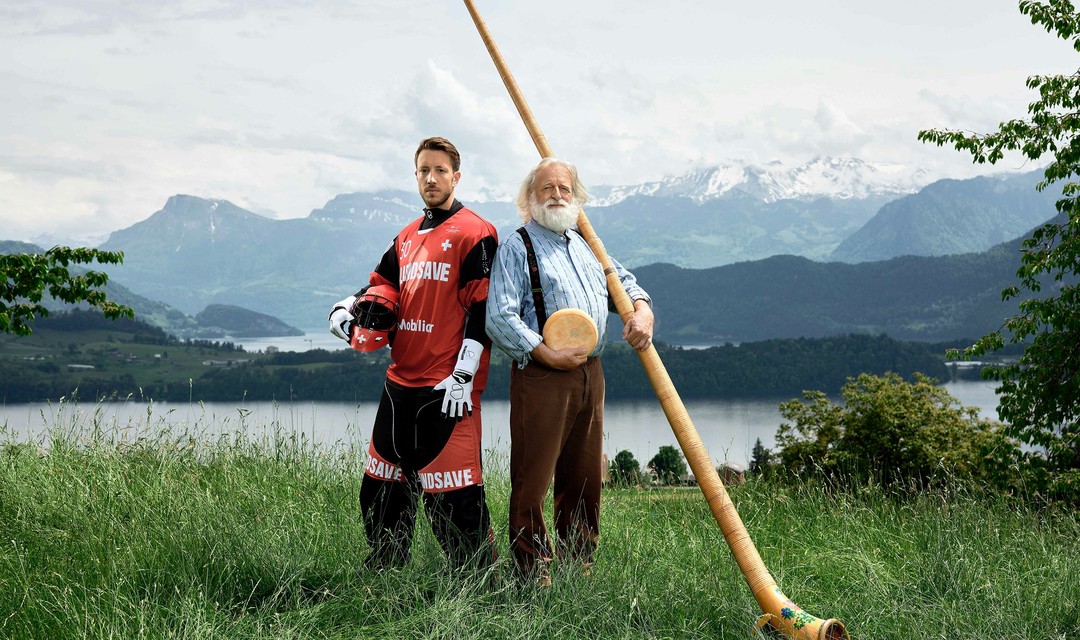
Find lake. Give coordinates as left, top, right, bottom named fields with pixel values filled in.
left=232, top=332, right=344, bottom=353
left=0, top=379, right=1001, bottom=470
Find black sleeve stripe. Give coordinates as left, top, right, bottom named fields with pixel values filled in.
left=459, top=235, right=497, bottom=288
left=464, top=300, right=489, bottom=345
left=373, top=241, right=400, bottom=288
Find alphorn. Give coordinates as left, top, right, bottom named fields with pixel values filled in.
left=462, top=2, right=849, bottom=639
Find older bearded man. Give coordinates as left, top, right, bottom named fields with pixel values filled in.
left=486, top=157, right=654, bottom=585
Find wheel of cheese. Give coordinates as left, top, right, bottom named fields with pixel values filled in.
left=542, top=308, right=598, bottom=353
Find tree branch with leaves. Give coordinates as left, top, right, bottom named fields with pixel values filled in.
left=918, top=0, right=1080, bottom=501
left=0, top=246, right=134, bottom=336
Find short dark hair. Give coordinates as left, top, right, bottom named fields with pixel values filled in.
left=414, top=137, right=461, bottom=171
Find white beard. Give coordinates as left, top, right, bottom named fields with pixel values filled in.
left=531, top=197, right=578, bottom=233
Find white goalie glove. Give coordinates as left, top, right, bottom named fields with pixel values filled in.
left=328, top=295, right=357, bottom=341
left=434, top=338, right=483, bottom=420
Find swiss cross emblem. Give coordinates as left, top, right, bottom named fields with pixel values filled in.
left=441, top=239, right=453, bottom=251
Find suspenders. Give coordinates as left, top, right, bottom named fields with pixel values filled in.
left=516, top=227, right=548, bottom=332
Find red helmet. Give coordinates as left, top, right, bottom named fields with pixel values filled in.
left=349, top=284, right=399, bottom=352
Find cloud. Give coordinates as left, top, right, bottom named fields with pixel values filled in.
left=1, top=0, right=1070, bottom=245
left=0, top=153, right=126, bottom=184
left=682, top=100, right=866, bottom=168
left=384, top=60, right=536, bottom=196
left=917, top=88, right=1022, bottom=133
left=1, top=1, right=422, bottom=38
left=0, top=57, right=537, bottom=242
left=582, top=63, right=656, bottom=113
left=810, top=100, right=873, bottom=155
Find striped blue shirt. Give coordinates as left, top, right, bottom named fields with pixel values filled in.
left=486, top=220, right=651, bottom=364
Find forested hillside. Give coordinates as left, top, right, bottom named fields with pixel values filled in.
left=194, top=304, right=303, bottom=338
left=634, top=233, right=1050, bottom=343
left=829, top=171, right=1058, bottom=262
left=0, top=311, right=956, bottom=403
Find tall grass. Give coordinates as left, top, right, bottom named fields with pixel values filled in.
left=1, top=402, right=1077, bottom=639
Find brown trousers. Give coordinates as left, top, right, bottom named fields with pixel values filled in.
left=508, top=357, right=604, bottom=574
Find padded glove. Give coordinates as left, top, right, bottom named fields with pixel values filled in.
left=434, top=338, right=483, bottom=420
left=328, top=295, right=357, bottom=341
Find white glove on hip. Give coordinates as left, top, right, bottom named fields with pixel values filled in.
left=328, top=295, right=357, bottom=341
left=434, top=338, right=483, bottom=420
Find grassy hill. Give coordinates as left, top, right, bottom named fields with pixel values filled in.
left=1, top=420, right=1075, bottom=639
left=0, top=309, right=251, bottom=403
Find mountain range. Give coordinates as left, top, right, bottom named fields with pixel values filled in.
left=4, top=158, right=1063, bottom=342
left=589, top=156, right=928, bottom=205
left=830, top=171, right=1060, bottom=262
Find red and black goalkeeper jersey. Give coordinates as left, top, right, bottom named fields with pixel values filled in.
left=367, top=200, right=497, bottom=390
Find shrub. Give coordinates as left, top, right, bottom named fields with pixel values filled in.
left=775, top=372, right=1021, bottom=492
left=608, top=449, right=643, bottom=486
left=648, top=445, right=688, bottom=486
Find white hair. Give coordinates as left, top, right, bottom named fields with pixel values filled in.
left=515, top=157, right=590, bottom=223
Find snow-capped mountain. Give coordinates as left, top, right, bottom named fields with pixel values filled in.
left=589, top=157, right=930, bottom=206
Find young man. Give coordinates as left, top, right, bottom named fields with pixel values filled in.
left=328, top=137, right=498, bottom=569
left=486, top=157, right=654, bottom=584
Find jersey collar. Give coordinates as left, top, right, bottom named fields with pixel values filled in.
left=421, top=199, right=464, bottom=229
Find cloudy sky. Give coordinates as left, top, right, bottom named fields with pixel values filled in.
left=1, top=0, right=1074, bottom=245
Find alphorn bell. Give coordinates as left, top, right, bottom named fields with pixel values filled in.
left=461, top=2, right=849, bottom=639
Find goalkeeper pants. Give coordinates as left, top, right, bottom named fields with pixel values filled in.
left=359, top=378, right=495, bottom=569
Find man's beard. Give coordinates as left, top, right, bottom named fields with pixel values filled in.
left=531, top=197, right=578, bottom=233
left=421, top=187, right=451, bottom=209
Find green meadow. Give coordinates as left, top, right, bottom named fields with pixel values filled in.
left=1, top=406, right=1076, bottom=640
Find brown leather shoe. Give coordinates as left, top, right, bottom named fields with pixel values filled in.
left=518, top=561, right=552, bottom=588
